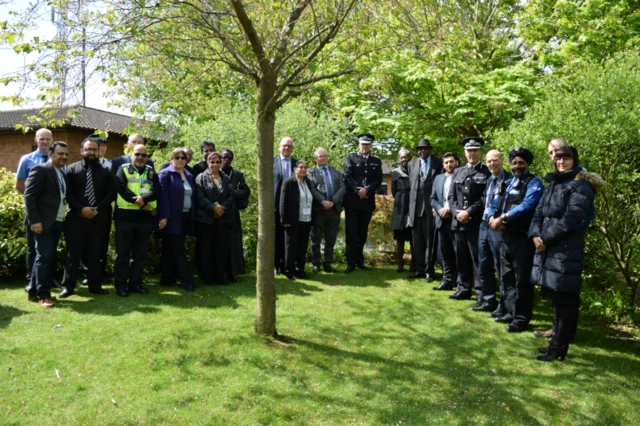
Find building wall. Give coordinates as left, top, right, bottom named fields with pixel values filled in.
left=0, top=129, right=126, bottom=172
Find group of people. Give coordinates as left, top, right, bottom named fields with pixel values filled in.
left=19, top=128, right=603, bottom=362
left=19, top=131, right=250, bottom=307
left=390, top=136, right=603, bottom=362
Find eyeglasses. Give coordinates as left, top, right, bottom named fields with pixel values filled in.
left=221, top=156, right=232, bottom=160
left=173, top=156, right=186, bottom=160
left=134, top=153, right=147, bottom=157
left=297, top=166, right=308, bottom=169
left=83, top=148, right=98, bottom=152
left=555, top=155, right=572, bottom=162
left=209, top=160, right=222, bottom=164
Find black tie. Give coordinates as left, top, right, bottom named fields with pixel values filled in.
left=85, top=167, right=96, bottom=206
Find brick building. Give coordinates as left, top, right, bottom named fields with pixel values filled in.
left=0, top=106, right=166, bottom=172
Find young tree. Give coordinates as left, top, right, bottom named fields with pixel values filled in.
left=2, top=0, right=363, bottom=336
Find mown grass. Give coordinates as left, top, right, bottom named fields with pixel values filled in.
left=1, top=267, right=639, bottom=425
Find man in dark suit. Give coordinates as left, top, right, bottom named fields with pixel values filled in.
left=430, top=152, right=460, bottom=291
left=308, top=147, right=346, bottom=273
left=448, top=137, right=492, bottom=301
left=408, top=138, right=443, bottom=282
left=23, top=141, right=69, bottom=308
left=273, top=136, right=298, bottom=274
left=473, top=149, right=512, bottom=313
left=191, top=140, right=216, bottom=179
left=343, top=133, right=383, bottom=272
left=111, top=134, right=155, bottom=173
left=60, top=138, right=117, bottom=297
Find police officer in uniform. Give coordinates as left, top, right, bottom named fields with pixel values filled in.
left=489, top=147, right=543, bottom=332
left=448, top=137, right=491, bottom=300
left=343, top=133, right=383, bottom=272
left=113, top=144, right=161, bottom=297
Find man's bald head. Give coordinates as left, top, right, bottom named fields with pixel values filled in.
left=279, top=136, right=294, bottom=158
left=485, top=149, right=503, bottom=176
left=34, top=128, right=53, bottom=154
left=548, top=138, right=567, bottom=160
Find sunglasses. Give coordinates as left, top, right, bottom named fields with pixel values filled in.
left=221, top=156, right=232, bottom=160
left=555, top=155, right=572, bottom=161
left=134, top=153, right=147, bottom=157
left=173, top=156, right=186, bottom=160
left=209, top=160, right=222, bottom=164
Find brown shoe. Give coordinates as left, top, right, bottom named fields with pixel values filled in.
left=29, top=296, right=57, bottom=302
left=39, top=298, right=53, bottom=309
left=533, top=329, right=555, bottom=339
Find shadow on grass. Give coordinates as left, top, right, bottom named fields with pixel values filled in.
left=0, top=305, right=30, bottom=329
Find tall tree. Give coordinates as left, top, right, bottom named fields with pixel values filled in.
left=1, top=0, right=363, bottom=336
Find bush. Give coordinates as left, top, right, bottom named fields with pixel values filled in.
left=0, top=168, right=27, bottom=276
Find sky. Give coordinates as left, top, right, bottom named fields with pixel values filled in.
left=0, top=0, right=129, bottom=115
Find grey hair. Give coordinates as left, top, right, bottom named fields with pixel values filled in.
left=128, top=133, right=144, bottom=144
left=314, top=147, right=327, bottom=157
left=398, top=148, right=411, bottom=159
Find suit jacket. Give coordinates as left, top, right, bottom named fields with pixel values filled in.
left=157, top=165, right=196, bottom=235
left=448, top=162, right=491, bottom=231
left=343, top=152, right=382, bottom=212
left=430, top=172, right=454, bottom=229
left=408, top=155, right=443, bottom=224
left=274, top=155, right=298, bottom=208
left=24, top=162, right=62, bottom=231
left=195, top=170, right=235, bottom=226
left=307, top=165, right=345, bottom=214
left=280, top=176, right=312, bottom=227
left=65, top=159, right=116, bottom=215
left=191, top=160, right=208, bottom=180
left=111, top=154, right=155, bottom=175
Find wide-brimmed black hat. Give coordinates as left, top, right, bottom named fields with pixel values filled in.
left=416, top=138, right=432, bottom=149
left=461, top=137, right=484, bottom=150
left=357, top=133, right=375, bottom=144
left=509, top=147, right=534, bottom=165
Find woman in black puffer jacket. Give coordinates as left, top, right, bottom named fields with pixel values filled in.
left=528, top=146, right=604, bottom=362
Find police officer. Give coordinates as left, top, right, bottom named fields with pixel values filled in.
left=448, top=137, right=491, bottom=300
left=343, top=133, right=383, bottom=272
left=113, top=144, right=161, bottom=297
left=489, top=147, right=543, bottom=332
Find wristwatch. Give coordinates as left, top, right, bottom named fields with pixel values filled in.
left=501, top=212, right=509, bottom=224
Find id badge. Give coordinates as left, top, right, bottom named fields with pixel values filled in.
left=303, top=208, right=311, bottom=215
left=140, top=187, right=150, bottom=195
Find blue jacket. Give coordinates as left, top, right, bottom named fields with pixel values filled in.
left=157, top=165, right=196, bottom=236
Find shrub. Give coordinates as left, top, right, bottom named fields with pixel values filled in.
left=0, top=168, right=27, bottom=276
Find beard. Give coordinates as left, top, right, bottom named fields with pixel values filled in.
left=83, top=156, right=98, bottom=166
left=511, top=167, right=529, bottom=179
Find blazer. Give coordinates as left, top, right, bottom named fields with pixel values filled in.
left=64, top=159, right=116, bottom=215
left=430, top=172, right=453, bottom=230
left=195, top=170, right=235, bottom=226
left=280, top=176, right=312, bottom=227
left=157, top=165, right=196, bottom=235
left=408, top=155, right=443, bottom=224
left=111, top=154, right=154, bottom=175
left=343, top=152, right=383, bottom=212
left=307, top=165, right=345, bottom=214
left=24, top=162, right=62, bottom=231
left=273, top=155, right=298, bottom=208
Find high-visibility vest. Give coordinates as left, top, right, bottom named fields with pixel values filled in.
left=116, top=164, right=157, bottom=211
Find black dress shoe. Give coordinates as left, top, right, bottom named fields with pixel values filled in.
left=471, top=300, right=498, bottom=312
left=295, top=271, right=309, bottom=279
left=226, top=275, right=236, bottom=282
left=116, top=289, right=129, bottom=297
left=432, top=281, right=454, bottom=291
left=285, top=273, right=296, bottom=280
left=490, top=307, right=506, bottom=318
left=214, top=280, right=229, bottom=286
left=59, top=287, right=74, bottom=298
left=323, top=263, right=333, bottom=273
left=356, top=263, right=372, bottom=271
left=424, top=273, right=436, bottom=283
left=345, top=265, right=356, bottom=273
left=537, top=344, right=568, bottom=362
left=407, top=272, right=424, bottom=279
left=89, top=288, right=109, bottom=295
left=449, top=290, right=472, bottom=300
left=506, top=323, right=527, bottom=333
left=494, top=315, right=513, bottom=324
left=82, top=278, right=89, bottom=286
left=129, top=286, right=149, bottom=294
left=312, top=265, right=320, bottom=274
left=183, top=285, right=195, bottom=292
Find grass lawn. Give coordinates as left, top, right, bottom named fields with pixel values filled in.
left=1, top=267, right=639, bottom=425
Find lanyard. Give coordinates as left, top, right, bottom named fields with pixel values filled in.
left=54, top=168, right=65, bottom=195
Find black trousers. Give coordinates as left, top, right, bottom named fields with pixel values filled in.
left=62, top=213, right=106, bottom=292
left=25, top=223, right=36, bottom=282
left=500, top=233, right=535, bottom=325
left=196, top=220, right=233, bottom=284
left=284, top=221, right=312, bottom=274
left=310, top=208, right=341, bottom=266
left=275, top=210, right=286, bottom=272
left=455, top=228, right=481, bottom=299
left=550, top=293, right=580, bottom=346
left=160, top=213, right=194, bottom=288
left=345, top=208, right=373, bottom=266
left=113, top=220, right=152, bottom=291
left=412, top=213, right=436, bottom=275
left=437, top=218, right=457, bottom=284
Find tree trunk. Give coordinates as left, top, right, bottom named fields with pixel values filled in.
left=254, top=80, right=278, bottom=336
